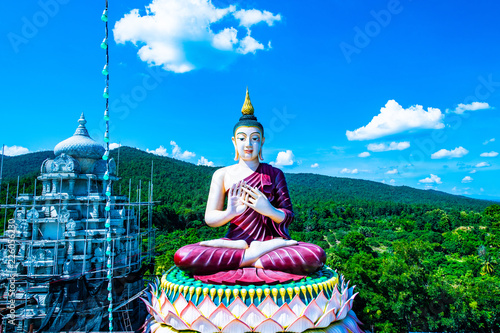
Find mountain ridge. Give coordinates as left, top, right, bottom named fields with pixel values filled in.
left=1, top=147, right=494, bottom=211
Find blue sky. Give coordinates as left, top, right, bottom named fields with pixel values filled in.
left=1, top=0, right=499, bottom=200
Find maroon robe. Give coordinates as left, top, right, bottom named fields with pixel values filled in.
left=174, top=163, right=326, bottom=275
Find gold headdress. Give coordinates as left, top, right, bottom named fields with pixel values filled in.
left=241, top=87, right=254, bottom=115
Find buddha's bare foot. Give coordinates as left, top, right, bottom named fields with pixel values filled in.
left=240, top=238, right=298, bottom=267
left=200, top=239, right=249, bottom=249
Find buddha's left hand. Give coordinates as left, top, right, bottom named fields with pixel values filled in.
left=241, top=184, right=277, bottom=218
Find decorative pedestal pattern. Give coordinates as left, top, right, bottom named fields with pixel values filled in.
left=142, top=266, right=363, bottom=333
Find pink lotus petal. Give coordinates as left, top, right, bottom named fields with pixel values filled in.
left=315, top=291, right=329, bottom=312
left=149, top=322, right=161, bottom=333
left=346, top=292, right=358, bottom=312
left=150, top=306, right=167, bottom=325
left=151, top=294, right=159, bottom=312
left=260, top=269, right=305, bottom=283
left=336, top=299, right=352, bottom=321
left=164, top=311, right=189, bottom=331
left=228, top=297, right=248, bottom=318
left=285, top=316, right=315, bottom=332
left=239, top=304, right=267, bottom=328
left=160, top=297, right=176, bottom=315
left=160, top=289, right=168, bottom=306
left=254, top=318, right=284, bottom=333
left=180, top=301, right=201, bottom=325
left=341, top=315, right=364, bottom=333
left=257, top=295, right=279, bottom=317
left=190, top=316, right=221, bottom=333
left=207, top=270, right=243, bottom=285
left=198, top=296, right=218, bottom=318
left=236, top=267, right=266, bottom=284
left=221, top=318, right=252, bottom=333
left=256, top=268, right=279, bottom=284
left=326, top=290, right=341, bottom=313
left=347, top=309, right=363, bottom=325
left=140, top=297, right=154, bottom=315
left=315, top=309, right=336, bottom=328
left=208, top=303, right=236, bottom=328
left=173, top=293, right=188, bottom=314
left=302, top=299, right=323, bottom=324
left=289, top=295, right=306, bottom=316
left=271, top=303, right=297, bottom=328
left=341, top=289, right=348, bottom=304
left=347, top=286, right=355, bottom=299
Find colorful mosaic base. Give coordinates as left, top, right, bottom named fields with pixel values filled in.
left=141, top=266, right=363, bottom=333
left=161, top=266, right=339, bottom=308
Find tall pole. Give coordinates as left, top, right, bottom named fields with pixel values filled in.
left=0, top=144, right=5, bottom=190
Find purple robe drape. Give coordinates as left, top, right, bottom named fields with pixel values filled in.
left=174, top=163, right=326, bottom=275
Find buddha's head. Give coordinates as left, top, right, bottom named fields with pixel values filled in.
left=232, top=88, right=265, bottom=161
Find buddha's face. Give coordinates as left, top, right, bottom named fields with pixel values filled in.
left=232, top=126, right=264, bottom=161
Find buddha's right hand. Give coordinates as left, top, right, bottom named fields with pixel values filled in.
left=226, top=180, right=247, bottom=217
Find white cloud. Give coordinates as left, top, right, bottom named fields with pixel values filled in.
left=2, top=145, right=29, bottom=156
left=109, top=143, right=122, bottom=150
left=462, top=176, right=473, bottom=183
left=386, top=169, right=398, bottom=175
left=237, top=35, right=264, bottom=54
left=346, top=100, right=444, bottom=141
left=311, top=163, right=319, bottom=168
left=170, top=141, right=195, bottom=159
left=475, top=162, right=491, bottom=168
left=197, top=156, right=214, bottom=167
left=233, top=8, right=281, bottom=28
left=483, top=138, right=495, bottom=145
left=419, top=174, right=442, bottom=184
left=431, top=147, right=469, bottom=159
left=452, top=186, right=457, bottom=192
left=147, top=145, right=168, bottom=156
left=389, top=179, right=396, bottom=185
left=447, top=102, right=492, bottom=114
left=341, top=168, right=359, bottom=174
left=470, top=170, right=477, bottom=174
left=113, top=0, right=280, bottom=73
left=271, top=150, right=295, bottom=167
left=358, top=152, right=370, bottom=158
left=212, top=27, right=238, bottom=50
left=480, top=151, right=498, bottom=157
left=367, top=141, right=410, bottom=152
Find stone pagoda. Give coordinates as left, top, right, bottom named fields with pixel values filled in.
left=0, top=114, right=151, bottom=332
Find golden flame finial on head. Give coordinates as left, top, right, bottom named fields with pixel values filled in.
left=241, top=87, right=254, bottom=115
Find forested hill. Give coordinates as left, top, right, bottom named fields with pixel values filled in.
left=0, top=147, right=493, bottom=212
left=1, top=150, right=54, bottom=181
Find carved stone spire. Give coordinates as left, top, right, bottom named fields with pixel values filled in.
left=241, top=87, right=254, bottom=115
left=74, top=112, right=90, bottom=137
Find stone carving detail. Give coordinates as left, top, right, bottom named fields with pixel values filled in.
left=27, top=208, right=39, bottom=220
left=58, top=209, right=70, bottom=224
left=66, top=219, right=77, bottom=231
left=15, top=220, right=31, bottom=238
left=50, top=153, right=81, bottom=173
left=16, top=207, right=26, bottom=219
left=63, top=259, right=75, bottom=275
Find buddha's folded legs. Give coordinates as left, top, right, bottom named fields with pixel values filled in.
left=258, top=242, right=326, bottom=275
left=174, top=243, right=244, bottom=275
left=174, top=241, right=326, bottom=276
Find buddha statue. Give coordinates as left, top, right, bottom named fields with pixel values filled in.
left=174, top=89, right=326, bottom=276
